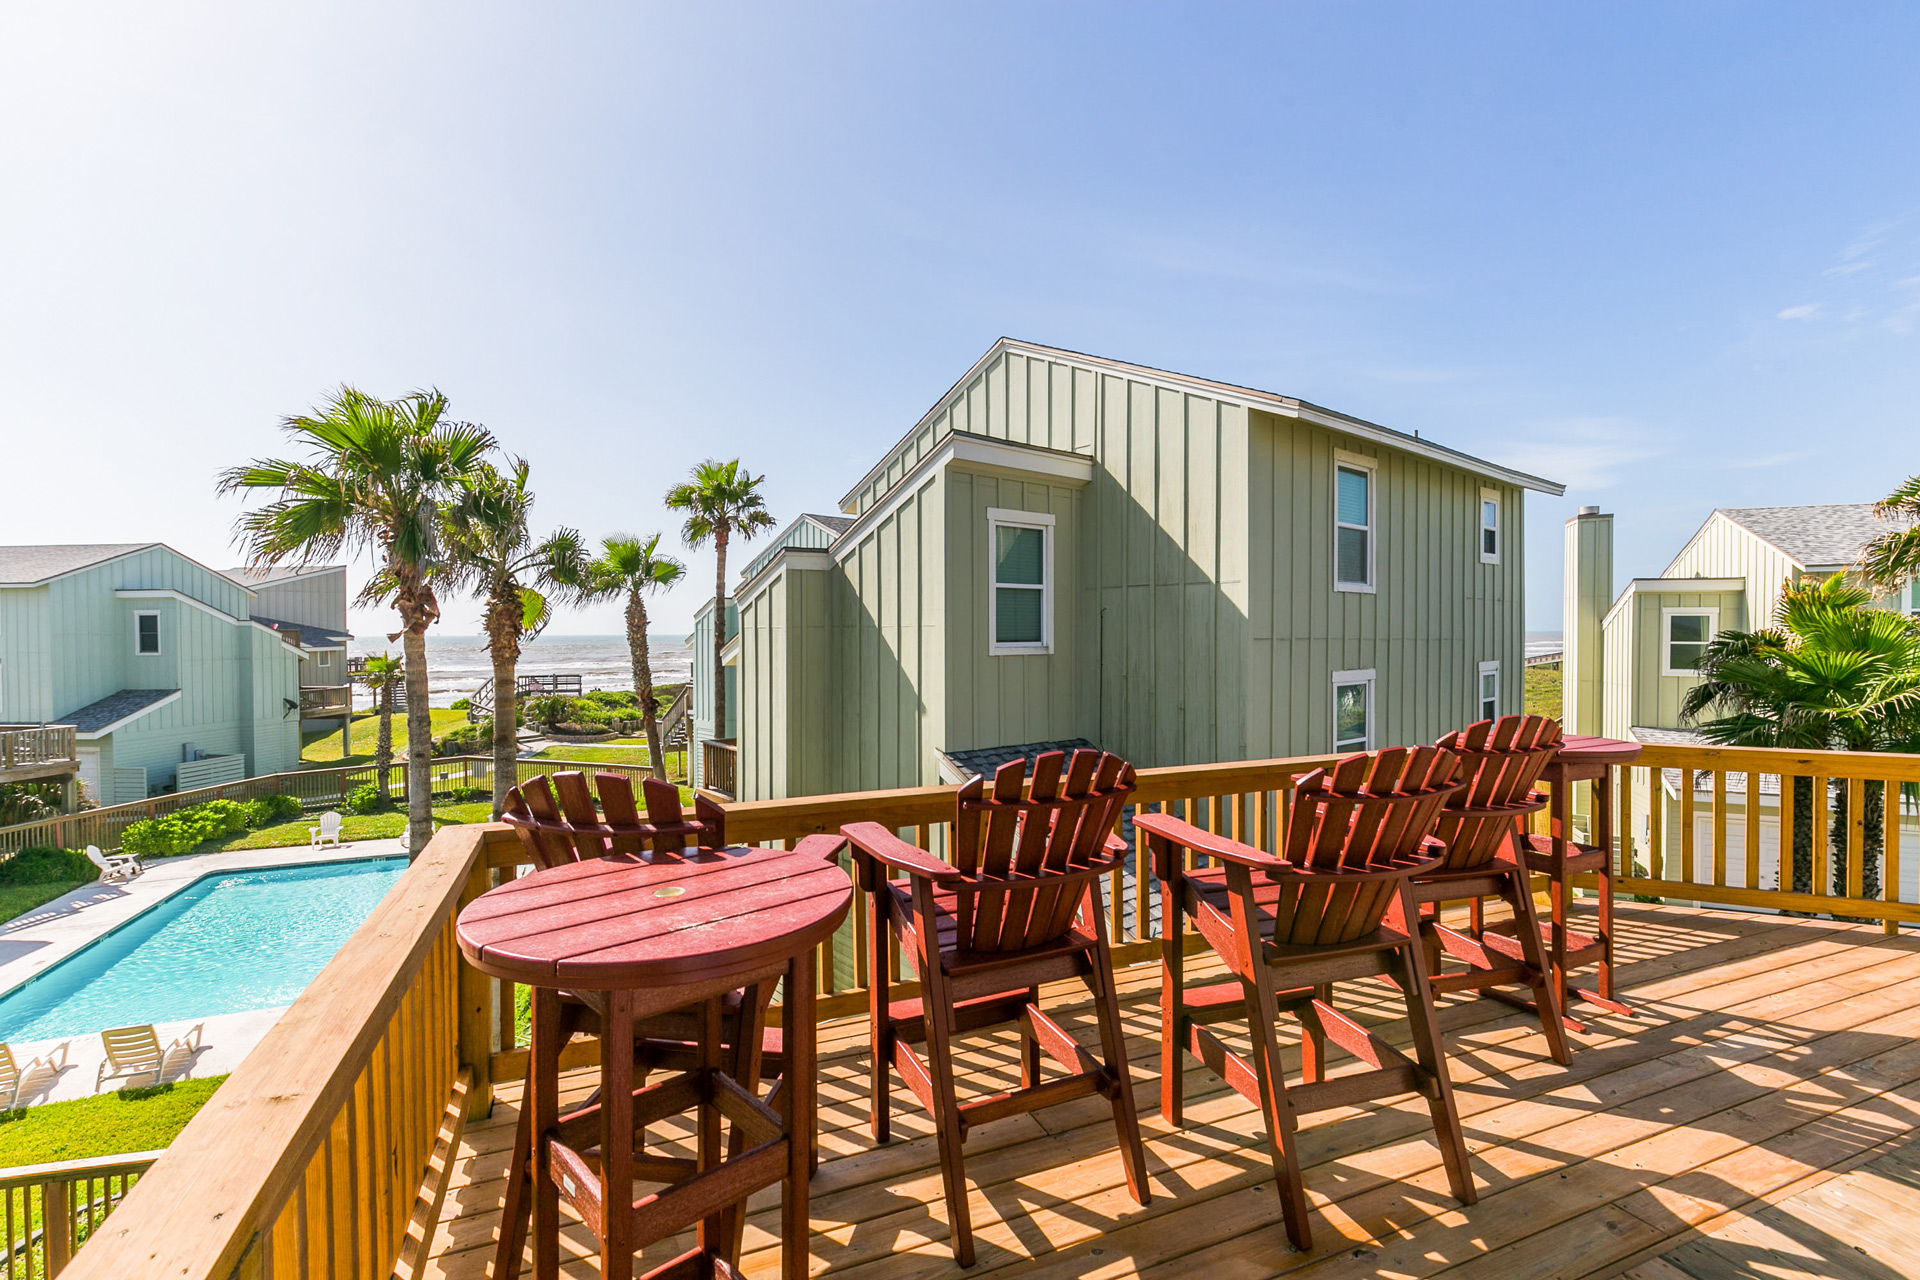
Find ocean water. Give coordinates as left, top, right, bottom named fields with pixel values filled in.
left=347, top=634, right=692, bottom=707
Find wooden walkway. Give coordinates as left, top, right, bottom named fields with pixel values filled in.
left=425, top=903, right=1920, bottom=1280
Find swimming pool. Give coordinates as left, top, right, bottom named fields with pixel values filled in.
left=0, top=858, right=407, bottom=1042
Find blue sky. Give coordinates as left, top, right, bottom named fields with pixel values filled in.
left=3, top=3, right=1917, bottom=635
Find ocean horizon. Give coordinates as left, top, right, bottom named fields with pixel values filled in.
left=347, top=633, right=692, bottom=707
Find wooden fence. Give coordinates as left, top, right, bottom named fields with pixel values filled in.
left=0, top=1151, right=158, bottom=1279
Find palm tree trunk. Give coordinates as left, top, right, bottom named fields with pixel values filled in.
left=375, top=689, right=393, bottom=801
left=1827, top=779, right=1885, bottom=902
left=711, top=525, right=729, bottom=742
left=490, top=650, right=518, bottom=818
left=629, top=593, right=665, bottom=780
left=1790, top=775, right=1813, bottom=895
left=401, top=627, right=434, bottom=857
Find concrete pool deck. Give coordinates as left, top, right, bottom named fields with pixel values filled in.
left=0, top=836, right=408, bottom=1107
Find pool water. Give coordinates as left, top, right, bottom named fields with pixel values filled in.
left=0, top=858, right=407, bottom=1042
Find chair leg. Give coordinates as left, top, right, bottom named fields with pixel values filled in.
left=1503, top=869, right=1571, bottom=1065
left=1393, top=886, right=1476, bottom=1207
left=1018, top=986, right=1042, bottom=1089
left=1160, top=904, right=1186, bottom=1127
left=1084, top=913, right=1148, bottom=1206
left=492, top=1091, right=533, bottom=1280
left=1300, top=984, right=1332, bottom=1084
left=1244, top=969, right=1312, bottom=1251
left=868, top=889, right=891, bottom=1145
left=919, top=982, right=975, bottom=1267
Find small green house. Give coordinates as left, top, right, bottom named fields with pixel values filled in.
left=0, top=544, right=324, bottom=803
left=703, top=339, right=1563, bottom=800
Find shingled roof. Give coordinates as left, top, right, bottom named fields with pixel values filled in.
left=0, top=544, right=155, bottom=586
left=61, top=688, right=181, bottom=736
left=1717, top=504, right=1905, bottom=569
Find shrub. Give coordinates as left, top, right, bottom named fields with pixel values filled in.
left=450, top=697, right=472, bottom=711
left=447, top=786, right=488, bottom=803
left=241, top=794, right=301, bottom=826
left=121, top=807, right=228, bottom=856
left=434, top=719, right=492, bottom=758
left=0, top=846, right=94, bottom=885
left=522, top=695, right=573, bottom=728
left=344, top=783, right=387, bottom=816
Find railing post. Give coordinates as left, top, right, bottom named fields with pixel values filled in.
left=46, top=1178, right=71, bottom=1273
left=457, top=840, right=497, bottom=1121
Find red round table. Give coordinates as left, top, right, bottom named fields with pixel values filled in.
left=458, top=845, right=852, bottom=1280
left=1529, top=734, right=1644, bottom=1029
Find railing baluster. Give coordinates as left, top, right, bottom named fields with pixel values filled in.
left=1711, top=768, right=1727, bottom=887
left=1846, top=776, right=1866, bottom=901
left=1813, top=775, right=1830, bottom=898
left=1680, top=766, right=1696, bottom=884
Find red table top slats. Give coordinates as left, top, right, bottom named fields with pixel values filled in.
left=457, top=846, right=852, bottom=991
left=1556, top=734, right=1644, bottom=767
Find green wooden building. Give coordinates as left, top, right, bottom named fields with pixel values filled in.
left=0, top=544, right=328, bottom=803
left=704, top=339, right=1563, bottom=801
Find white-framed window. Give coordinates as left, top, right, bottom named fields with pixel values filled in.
left=1332, top=668, right=1375, bottom=752
left=1662, top=607, right=1719, bottom=676
left=1333, top=451, right=1376, bottom=593
left=317, top=650, right=333, bottom=671
left=987, top=507, right=1053, bottom=654
left=1903, top=582, right=1920, bottom=616
left=1477, top=660, right=1499, bottom=721
left=134, top=611, right=161, bottom=656
left=1479, top=488, right=1500, bottom=564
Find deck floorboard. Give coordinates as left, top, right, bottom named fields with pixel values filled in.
left=424, top=903, right=1920, bottom=1279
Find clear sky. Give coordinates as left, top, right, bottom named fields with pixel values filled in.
left=3, top=3, right=1917, bottom=637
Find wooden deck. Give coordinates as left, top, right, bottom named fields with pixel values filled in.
left=425, top=902, right=1920, bottom=1280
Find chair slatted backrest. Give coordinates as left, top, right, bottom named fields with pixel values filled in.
left=1271, top=746, right=1461, bottom=946
left=503, top=772, right=724, bottom=869
left=1431, top=715, right=1563, bottom=872
left=948, top=749, right=1135, bottom=954
left=101, top=1026, right=161, bottom=1072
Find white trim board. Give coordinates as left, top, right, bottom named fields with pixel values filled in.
left=73, top=689, right=184, bottom=739
left=114, top=588, right=302, bottom=647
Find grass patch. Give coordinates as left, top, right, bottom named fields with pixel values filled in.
left=207, top=801, right=498, bottom=851
left=300, top=708, right=470, bottom=767
left=0, top=881, right=91, bottom=927
left=0, top=1076, right=229, bottom=1164
left=531, top=743, right=657, bottom=767
left=1525, top=663, right=1562, bottom=719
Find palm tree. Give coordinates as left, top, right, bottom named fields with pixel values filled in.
left=441, top=459, right=592, bottom=816
left=1681, top=573, right=1920, bottom=898
left=1858, top=472, right=1920, bottom=590
left=361, top=652, right=403, bottom=802
left=583, top=534, right=686, bottom=779
left=219, top=387, right=496, bottom=856
left=664, top=460, right=775, bottom=745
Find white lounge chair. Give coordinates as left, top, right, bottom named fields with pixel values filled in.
left=0, top=1041, right=68, bottom=1109
left=97, top=1024, right=203, bottom=1092
left=309, top=810, right=343, bottom=849
left=86, top=844, right=141, bottom=883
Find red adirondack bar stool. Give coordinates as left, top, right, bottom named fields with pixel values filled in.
left=1410, top=716, right=1572, bottom=1064
left=840, top=749, right=1148, bottom=1267
left=1136, top=746, right=1477, bottom=1252
left=493, top=770, right=842, bottom=1278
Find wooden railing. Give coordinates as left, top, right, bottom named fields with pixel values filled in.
left=0, top=728, right=77, bottom=782
left=296, top=686, right=352, bottom=719
left=0, top=1150, right=159, bottom=1279
left=702, top=738, right=738, bottom=799
left=63, top=824, right=497, bottom=1280
left=1612, top=743, right=1920, bottom=934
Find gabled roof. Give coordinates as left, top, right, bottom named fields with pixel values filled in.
left=936, top=738, right=1101, bottom=785
left=843, top=338, right=1565, bottom=512
left=0, top=544, right=156, bottom=587
left=61, top=688, right=182, bottom=738
left=1715, top=504, right=1901, bottom=569
left=223, top=563, right=347, bottom=587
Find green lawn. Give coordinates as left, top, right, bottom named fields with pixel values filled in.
left=300, top=708, right=470, bottom=767
left=205, top=800, right=498, bottom=851
left=532, top=742, right=657, bottom=768
left=0, top=881, right=92, bottom=925
left=1524, top=662, right=1562, bottom=719
left=0, top=1076, right=229, bottom=1164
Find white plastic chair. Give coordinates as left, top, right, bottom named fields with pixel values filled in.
left=309, top=810, right=343, bottom=849
left=0, top=1041, right=69, bottom=1109
left=97, top=1024, right=203, bottom=1092
left=86, top=844, right=141, bottom=883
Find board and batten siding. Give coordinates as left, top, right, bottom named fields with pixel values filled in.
left=247, top=568, right=348, bottom=631
left=736, top=563, right=832, bottom=801
left=820, top=475, right=945, bottom=794
left=1661, top=512, right=1791, bottom=630
left=1600, top=587, right=1744, bottom=740
left=1247, top=410, right=1524, bottom=756
left=942, top=468, right=1087, bottom=754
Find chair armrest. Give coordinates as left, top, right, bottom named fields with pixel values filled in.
left=839, top=822, right=965, bottom=886
left=1133, top=812, right=1285, bottom=878
left=791, top=833, right=848, bottom=863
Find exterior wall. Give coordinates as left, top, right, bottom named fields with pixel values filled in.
left=1246, top=410, right=1525, bottom=756
left=736, top=564, right=832, bottom=801
left=823, top=475, right=946, bottom=791
left=844, top=350, right=1099, bottom=516
left=737, top=518, right=840, bottom=585
left=1602, top=587, right=1745, bottom=738
left=247, top=568, right=348, bottom=632
left=1661, top=513, right=1790, bottom=630
left=943, top=467, right=1087, bottom=755
left=689, top=599, right=737, bottom=790
left=1562, top=512, right=1612, bottom=738
left=0, top=547, right=303, bottom=791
